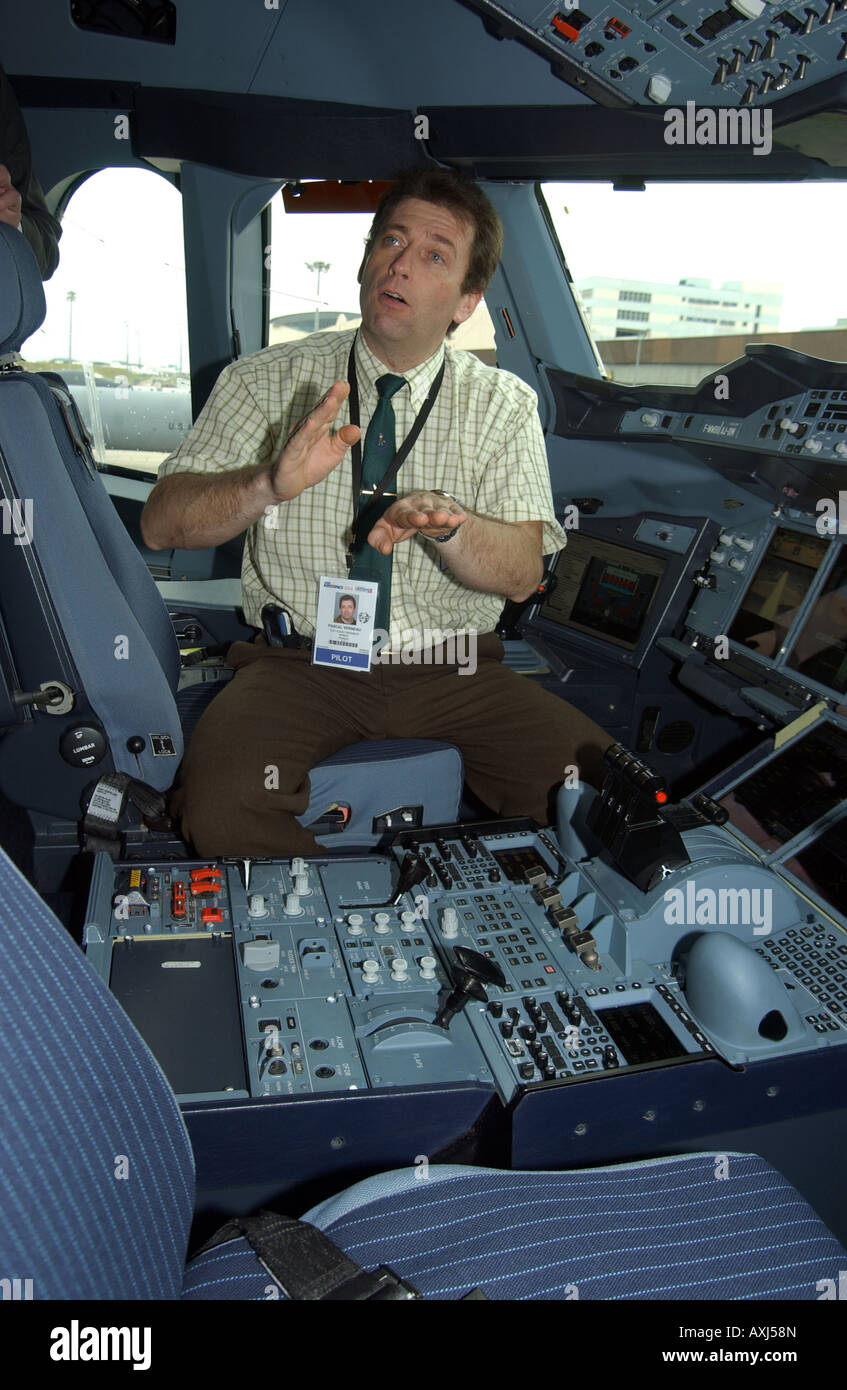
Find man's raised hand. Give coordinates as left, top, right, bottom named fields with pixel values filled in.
left=0, top=165, right=22, bottom=230
left=268, top=380, right=360, bottom=501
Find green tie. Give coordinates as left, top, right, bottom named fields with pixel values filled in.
left=349, top=372, right=406, bottom=635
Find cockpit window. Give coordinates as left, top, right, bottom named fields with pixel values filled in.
left=264, top=198, right=370, bottom=346
left=264, top=190, right=494, bottom=362
left=540, top=182, right=847, bottom=384
left=19, top=167, right=190, bottom=475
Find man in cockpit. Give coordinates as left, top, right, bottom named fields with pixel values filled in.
left=141, top=168, right=613, bottom=856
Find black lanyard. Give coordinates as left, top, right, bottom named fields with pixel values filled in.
left=347, top=334, right=446, bottom=549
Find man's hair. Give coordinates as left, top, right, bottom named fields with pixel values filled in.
left=363, top=168, right=503, bottom=298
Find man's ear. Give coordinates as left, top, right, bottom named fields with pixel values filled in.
left=356, top=249, right=369, bottom=285
left=453, top=288, right=483, bottom=327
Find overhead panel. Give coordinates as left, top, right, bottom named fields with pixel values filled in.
left=459, top=0, right=847, bottom=107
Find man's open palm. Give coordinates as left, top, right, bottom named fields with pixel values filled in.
left=269, top=380, right=360, bottom=501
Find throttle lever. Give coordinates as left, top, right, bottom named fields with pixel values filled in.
left=433, top=946, right=506, bottom=1030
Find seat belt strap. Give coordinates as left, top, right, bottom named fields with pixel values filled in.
left=81, top=772, right=169, bottom=858
left=200, top=1211, right=423, bottom=1301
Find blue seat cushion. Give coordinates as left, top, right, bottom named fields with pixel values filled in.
left=175, top=683, right=464, bottom=844
left=181, top=1154, right=847, bottom=1300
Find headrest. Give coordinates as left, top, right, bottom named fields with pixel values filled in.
left=0, top=222, right=46, bottom=358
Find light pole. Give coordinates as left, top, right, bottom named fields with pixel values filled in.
left=66, top=291, right=76, bottom=363
left=306, top=260, right=331, bottom=333
left=634, top=329, right=649, bottom=374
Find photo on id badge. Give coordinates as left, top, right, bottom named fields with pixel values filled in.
left=313, top=575, right=379, bottom=672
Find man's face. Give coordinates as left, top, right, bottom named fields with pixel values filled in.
left=358, top=197, right=482, bottom=368
left=339, top=598, right=356, bottom=622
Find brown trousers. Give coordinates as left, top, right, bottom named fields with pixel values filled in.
left=170, top=634, right=615, bottom=856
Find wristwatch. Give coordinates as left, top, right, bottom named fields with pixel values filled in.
left=430, top=490, right=463, bottom=543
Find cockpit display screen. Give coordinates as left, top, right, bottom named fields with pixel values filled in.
left=540, top=534, right=667, bottom=651
left=728, top=527, right=829, bottom=656
left=718, top=721, right=847, bottom=851
left=784, top=546, right=847, bottom=695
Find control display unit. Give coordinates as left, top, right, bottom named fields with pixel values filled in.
left=531, top=520, right=698, bottom=667
left=540, top=533, right=667, bottom=652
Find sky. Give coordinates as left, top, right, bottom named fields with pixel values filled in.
left=21, top=167, right=847, bottom=370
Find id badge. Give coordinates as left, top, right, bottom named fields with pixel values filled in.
left=312, top=575, right=379, bottom=672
